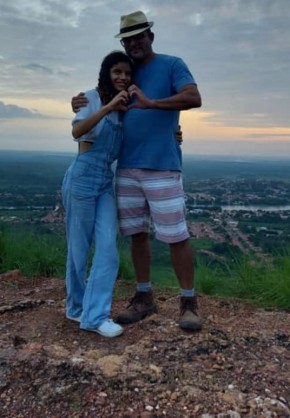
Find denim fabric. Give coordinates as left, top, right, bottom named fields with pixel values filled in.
left=62, top=117, right=123, bottom=329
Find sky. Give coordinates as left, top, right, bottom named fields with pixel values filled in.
left=0, top=0, right=290, bottom=158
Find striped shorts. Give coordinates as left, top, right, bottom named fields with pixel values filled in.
left=116, top=169, right=190, bottom=243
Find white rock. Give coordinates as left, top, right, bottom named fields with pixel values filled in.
left=145, top=405, right=154, bottom=411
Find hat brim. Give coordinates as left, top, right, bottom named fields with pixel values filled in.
left=114, top=22, right=153, bottom=39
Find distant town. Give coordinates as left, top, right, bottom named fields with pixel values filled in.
left=1, top=151, right=290, bottom=262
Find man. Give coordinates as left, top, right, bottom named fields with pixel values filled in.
left=72, top=11, right=202, bottom=330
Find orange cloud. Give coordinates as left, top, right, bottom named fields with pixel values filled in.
left=180, top=111, right=290, bottom=143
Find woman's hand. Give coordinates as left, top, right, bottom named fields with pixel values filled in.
left=72, top=92, right=128, bottom=139
left=107, top=90, right=130, bottom=112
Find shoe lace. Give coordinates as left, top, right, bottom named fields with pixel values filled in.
left=127, top=292, right=145, bottom=309
left=180, top=297, right=198, bottom=316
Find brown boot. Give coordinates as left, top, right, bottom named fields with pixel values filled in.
left=116, top=291, right=157, bottom=324
left=179, top=296, right=202, bottom=331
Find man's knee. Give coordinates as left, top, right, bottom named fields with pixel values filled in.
left=170, top=238, right=190, bottom=250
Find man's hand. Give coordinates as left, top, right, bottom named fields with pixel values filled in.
left=127, top=84, right=153, bottom=110
left=71, top=92, right=88, bottom=113
left=176, top=125, right=183, bottom=145
left=127, top=84, right=201, bottom=111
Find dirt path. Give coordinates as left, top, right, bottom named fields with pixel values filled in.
left=0, top=274, right=289, bottom=417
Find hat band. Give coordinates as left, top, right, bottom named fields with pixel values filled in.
left=120, top=22, right=149, bottom=34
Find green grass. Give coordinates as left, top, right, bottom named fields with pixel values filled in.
left=190, top=238, right=214, bottom=251
left=117, top=238, right=135, bottom=281
left=1, top=225, right=289, bottom=310
left=194, top=253, right=290, bottom=309
left=0, top=227, right=67, bottom=277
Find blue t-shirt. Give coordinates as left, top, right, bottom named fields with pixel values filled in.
left=117, top=54, right=196, bottom=171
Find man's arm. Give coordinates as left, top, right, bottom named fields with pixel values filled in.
left=128, top=84, right=202, bottom=111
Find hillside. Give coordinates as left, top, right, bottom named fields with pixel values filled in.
left=0, top=273, right=289, bottom=417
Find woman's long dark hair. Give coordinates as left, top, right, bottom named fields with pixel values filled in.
left=97, top=51, right=134, bottom=105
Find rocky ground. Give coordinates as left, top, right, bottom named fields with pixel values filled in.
left=0, top=272, right=289, bottom=418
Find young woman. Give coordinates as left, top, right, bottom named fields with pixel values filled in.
left=62, top=51, right=133, bottom=337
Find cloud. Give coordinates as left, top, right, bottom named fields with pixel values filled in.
left=0, top=0, right=94, bottom=28
left=21, top=63, right=54, bottom=75
left=243, top=133, right=290, bottom=139
left=0, top=101, right=43, bottom=119
left=0, top=0, right=289, bottom=155
left=20, top=63, right=69, bottom=77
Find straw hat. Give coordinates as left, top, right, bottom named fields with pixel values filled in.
left=114, top=11, right=154, bottom=39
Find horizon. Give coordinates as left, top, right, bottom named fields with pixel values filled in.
left=1, top=148, right=290, bottom=163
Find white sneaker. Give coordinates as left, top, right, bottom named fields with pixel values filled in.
left=85, top=319, right=123, bottom=338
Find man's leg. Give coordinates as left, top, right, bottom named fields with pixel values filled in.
left=170, top=239, right=201, bottom=330
left=143, top=170, right=202, bottom=331
left=116, top=231, right=157, bottom=324
left=170, top=238, right=194, bottom=290
left=131, top=232, right=151, bottom=283
left=115, top=169, right=157, bottom=324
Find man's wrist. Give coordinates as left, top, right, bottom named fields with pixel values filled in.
left=149, top=99, right=157, bottom=109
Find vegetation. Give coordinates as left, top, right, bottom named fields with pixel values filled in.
left=1, top=225, right=289, bottom=310
left=0, top=224, right=67, bottom=277
left=1, top=151, right=289, bottom=309
left=195, top=254, right=290, bottom=310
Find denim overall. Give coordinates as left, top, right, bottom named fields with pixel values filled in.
left=62, top=116, right=122, bottom=329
